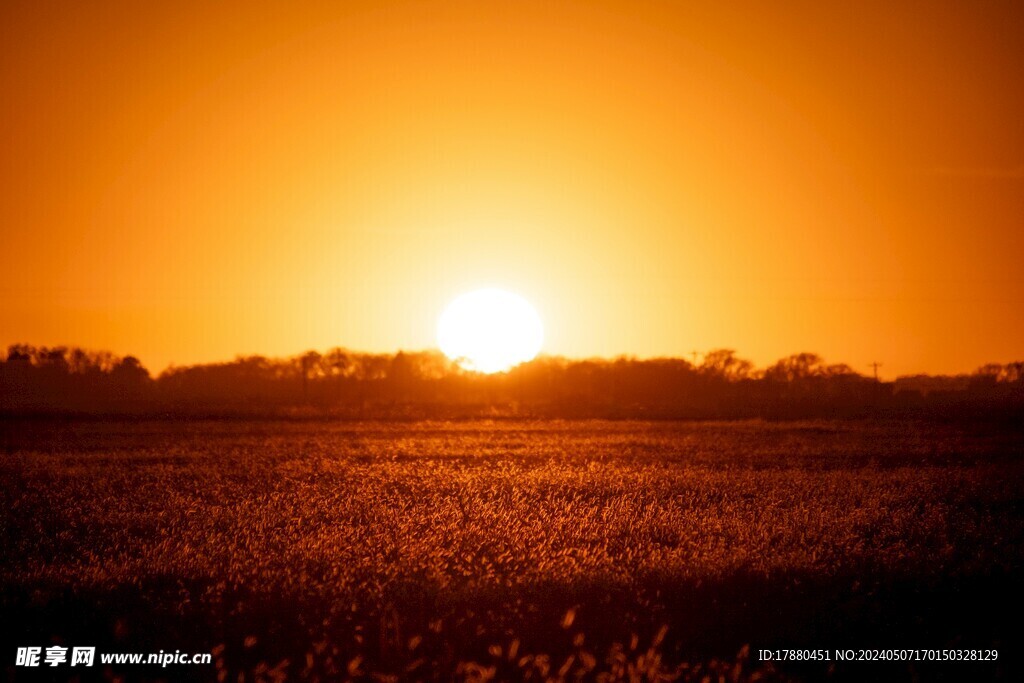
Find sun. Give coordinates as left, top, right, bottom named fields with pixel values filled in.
left=437, top=288, right=544, bottom=373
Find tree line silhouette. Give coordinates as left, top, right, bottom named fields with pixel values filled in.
left=2, top=344, right=1022, bottom=419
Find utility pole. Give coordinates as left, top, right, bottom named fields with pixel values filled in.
left=301, top=354, right=310, bottom=403
left=690, top=350, right=701, bottom=367
left=869, top=361, right=882, bottom=381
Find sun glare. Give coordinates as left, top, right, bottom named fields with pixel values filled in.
left=437, top=289, right=544, bottom=373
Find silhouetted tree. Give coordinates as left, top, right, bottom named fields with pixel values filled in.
left=764, top=353, right=825, bottom=383
left=701, top=349, right=754, bottom=380
left=3, top=343, right=1021, bottom=419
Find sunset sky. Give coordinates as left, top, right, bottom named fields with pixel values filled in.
left=2, top=0, right=1022, bottom=378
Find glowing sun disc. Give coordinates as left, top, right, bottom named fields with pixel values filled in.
left=437, top=289, right=544, bottom=373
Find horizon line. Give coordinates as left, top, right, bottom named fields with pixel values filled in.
left=4, top=341, right=1022, bottom=381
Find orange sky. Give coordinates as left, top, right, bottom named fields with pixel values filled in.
left=2, top=0, right=1022, bottom=378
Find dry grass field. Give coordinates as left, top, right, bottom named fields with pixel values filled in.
left=1, top=419, right=1022, bottom=681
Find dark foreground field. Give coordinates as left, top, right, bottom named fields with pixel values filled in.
left=1, top=419, right=1022, bottom=682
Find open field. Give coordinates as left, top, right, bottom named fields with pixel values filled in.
left=2, top=419, right=1022, bottom=681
